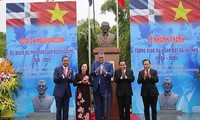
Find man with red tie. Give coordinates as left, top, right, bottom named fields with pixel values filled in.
left=137, top=59, right=159, bottom=120
left=53, top=56, right=74, bottom=120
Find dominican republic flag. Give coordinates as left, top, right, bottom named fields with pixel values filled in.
left=130, top=0, right=200, bottom=24
left=6, top=2, right=76, bottom=27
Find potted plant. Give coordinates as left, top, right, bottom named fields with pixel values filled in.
left=0, top=58, right=22, bottom=118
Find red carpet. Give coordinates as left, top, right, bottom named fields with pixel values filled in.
left=130, top=113, right=141, bottom=120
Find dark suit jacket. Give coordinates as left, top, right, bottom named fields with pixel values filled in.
left=91, top=60, right=113, bottom=94
left=137, top=68, right=159, bottom=96
left=53, top=65, right=74, bottom=98
left=114, top=68, right=134, bottom=96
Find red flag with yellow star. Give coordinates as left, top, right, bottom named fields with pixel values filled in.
left=6, top=2, right=76, bottom=27
left=32, top=2, right=76, bottom=25
left=155, top=0, right=200, bottom=23
left=130, top=0, right=200, bottom=23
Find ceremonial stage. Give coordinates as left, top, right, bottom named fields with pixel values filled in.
left=3, top=113, right=200, bottom=120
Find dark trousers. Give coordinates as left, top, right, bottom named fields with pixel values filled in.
left=142, top=96, right=158, bottom=120
left=117, top=96, right=131, bottom=120
left=93, top=85, right=111, bottom=120
left=55, top=94, right=70, bottom=120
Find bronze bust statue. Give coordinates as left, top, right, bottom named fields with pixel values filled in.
left=96, top=21, right=115, bottom=47
left=32, top=80, right=54, bottom=112
left=158, top=78, right=179, bottom=110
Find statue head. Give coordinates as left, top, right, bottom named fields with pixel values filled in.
left=162, top=78, right=173, bottom=93
left=101, top=22, right=110, bottom=34
left=36, top=80, right=47, bottom=96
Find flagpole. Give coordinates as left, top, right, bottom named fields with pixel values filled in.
left=116, top=0, right=119, bottom=48
left=88, top=1, right=91, bottom=72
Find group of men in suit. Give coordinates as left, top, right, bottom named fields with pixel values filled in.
left=92, top=54, right=159, bottom=120
left=52, top=53, right=159, bottom=120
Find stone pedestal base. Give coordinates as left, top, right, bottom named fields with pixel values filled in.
left=158, top=110, right=183, bottom=120
left=26, top=112, right=56, bottom=120
left=158, top=110, right=183, bottom=114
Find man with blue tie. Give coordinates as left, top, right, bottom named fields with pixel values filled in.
left=53, top=56, right=74, bottom=120
left=91, top=52, right=114, bottom=120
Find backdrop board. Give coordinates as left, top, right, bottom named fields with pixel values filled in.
left=6, top=2, right=78, bottom=116
left=130, top=0, right=200, bottom=114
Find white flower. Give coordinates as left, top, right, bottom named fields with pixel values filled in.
left=78, top=113, right=83, bottom=119
left=78, top=107, right=84, bottom=113
left=78, top=92, right=82, bottom=99
left=80, top=98, right=85, bottom=103
left=84, top=113, right=90, bottom=120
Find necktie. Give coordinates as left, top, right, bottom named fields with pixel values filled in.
left=122, top=70, right=125, bottom=79
left=64, top=67, right=68, bottom=76
left=100, top=64, right=103, bottom=74
left=146, top=70, right=149, bottom=79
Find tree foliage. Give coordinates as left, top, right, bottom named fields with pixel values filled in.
left=0, top=32, right=6, bottom=58
left=77, top=19, right=101, bottom=67
left=101, top=0, right=131, bottom=67
left=77, top=0, right=131, bottom=67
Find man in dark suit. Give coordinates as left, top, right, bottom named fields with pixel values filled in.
left=91, top=52, right=113, bottom=120
left=114, top=60, right=134, bottom=120
left=53, top=56, right=74, bottom=120
left=137, top=59, right=159, bottom=120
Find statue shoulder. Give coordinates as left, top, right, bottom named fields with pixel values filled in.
left=109, top=32, right=115, bottom=37
left=31, top=96, right=38, bottom=101
left=158, top=94, right=165, bottom=99
left=171, top=92, right=179, bottom=98
left=45, top=95, right=54, bottom=100
left=96, top=34, right=102, bottom=38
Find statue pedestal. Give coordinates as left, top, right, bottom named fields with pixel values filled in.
left=93, top=47, right=120, bottom=120
left=26, top=112, right=56, bottom=119
left=158, top=110, right=183, bottom=120
left=158, top=110, right=183, bottom=114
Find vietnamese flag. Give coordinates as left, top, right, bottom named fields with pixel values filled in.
left=6, top=2, right=76, bottom=27
left=155, top=0, right=200, bottom=23
left=31, top=2, right=76, bottom=25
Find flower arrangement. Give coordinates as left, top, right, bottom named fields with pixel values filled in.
left=0, top=58, right=22, bottom=116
